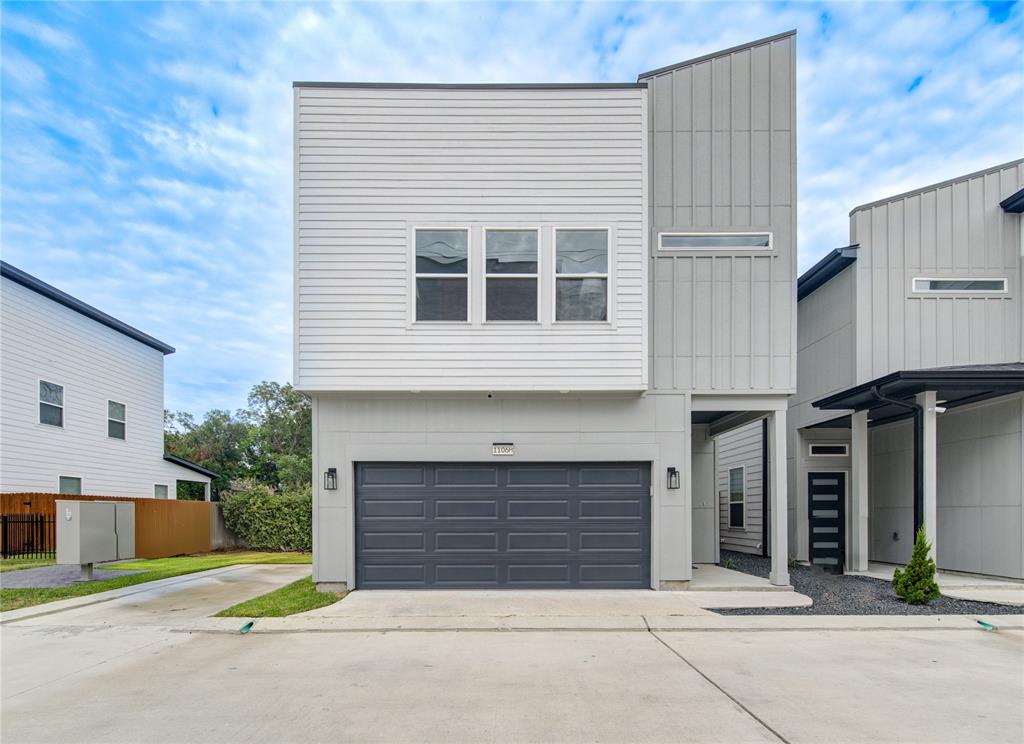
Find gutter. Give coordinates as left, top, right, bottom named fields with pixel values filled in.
left=868, top=385, right=924, bottom=536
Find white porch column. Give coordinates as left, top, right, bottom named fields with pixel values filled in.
left=850, top=409, right=870, bottom=571
left=916, top=390, right=938, bottom=560
left=768, top=409, right=790, bottom=586
left=204, top=482, right=211, bottom=502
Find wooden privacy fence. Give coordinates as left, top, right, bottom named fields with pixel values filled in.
left=1, top=493, right=220, bottom=559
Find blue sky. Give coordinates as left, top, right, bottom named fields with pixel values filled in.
left=2, top=1, right=1022, bottom=417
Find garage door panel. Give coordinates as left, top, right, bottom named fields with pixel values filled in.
left=435, top=532, right=499, bottom=552
left=434, top=500, right=498, bottom=519
left=506, top=467, right=571, bottom=487
left=579, top=531, right=644, bottom=551
left=360, top=466, right=426, bottom=486
left=507, top=499, right=570, bottom=519
left=507, top=532, right=571, bottom=551
left=362, top=500, right=426, bottom=519
left=355, top=462, right=650, bottom=589
left=362, top=532, right=427, bottom=552
left=434, top=467, right=498, bottom=486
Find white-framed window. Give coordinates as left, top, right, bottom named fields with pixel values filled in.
left=555, top=228, right=609, bottom=322
left=912, top=277, right=1008, bottom=293
left=808, top=443, right=849, bottom=457
left=414, top=228, right=469, bottom=321
left=154, top=484, right=169, bottom=500
left=728, top=466, right=745, bottom=529
left=108, top=400, right=126, bottom=440
left=39, top=380, right=64, bottom=427
left=659, top=232, right=772, bottom=251
left=484, top=229, right=539, bottom=322
left=58, top=476, right=82, bottom=495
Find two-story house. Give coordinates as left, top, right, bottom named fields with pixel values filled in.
left=295, top=32, right=798, bottom=591
left=719, top=160, right=1024, bottom=580
left=0, top=261, right=216, bottom=499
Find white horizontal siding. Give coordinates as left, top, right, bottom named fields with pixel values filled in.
left=294, top=87, right=647, bottom=391
left=716, top=420, right=764, bottom=554
left=0, top=278, right=208, bottom=497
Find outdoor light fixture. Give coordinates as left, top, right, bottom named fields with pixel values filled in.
left=324, top=467, right=337, bottom=490
left=666, top=467, right=680, bottom=490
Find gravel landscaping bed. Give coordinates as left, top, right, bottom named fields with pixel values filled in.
left=715, top=550, right=1023, bottom=616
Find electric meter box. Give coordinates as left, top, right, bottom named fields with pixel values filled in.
left=56, top=500, right=135, bottom=565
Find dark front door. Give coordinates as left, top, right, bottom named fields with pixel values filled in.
left=354, top=462, right=651, bottom=589
left=808, top=472, right=846, bottom=573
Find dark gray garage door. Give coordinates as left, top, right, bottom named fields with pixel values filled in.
left=355, top=462, right=651, bottom=589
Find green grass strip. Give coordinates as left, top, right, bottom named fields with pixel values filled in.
left=216, top=576, right=346, bottom=618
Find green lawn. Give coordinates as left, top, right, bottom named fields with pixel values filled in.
left=0, top=556, right=55, bottom=573
left=216, top=576, right=346, bottom=618
left=0, top=551, right=311, bottom=612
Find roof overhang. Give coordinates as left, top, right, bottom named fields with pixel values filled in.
left=812, top=363, right=1024, bottom=424
left=1000, top=186, right=1024, bottom=213
left=1, top=261, right=175, bottom=354
left=164, top=455, right=218, bottom=480
left=798, top=245, right=858, bottom=301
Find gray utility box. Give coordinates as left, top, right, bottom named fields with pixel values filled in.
left=56, top=500, right=135, bottom=566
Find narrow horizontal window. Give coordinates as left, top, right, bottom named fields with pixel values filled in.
left=555, top=229, right=608, bottom=322
left=59, top=476, right=82, bottom=495
left=808, top=443, right=849, bottom=457
left=486, top=230, right=538, bottom=321
left=415, top=229, right=468, bottom=321
left=728, top=467, right=745, bottom=529
left=108, top=400, right=126, bottom=440
left=154, top=484, right=169, bottom=500
left=39, top=380, right=64, bottom=427
left=912, top=278, right=1007, bottom=293
left=659, top=233, right=771, bottom=250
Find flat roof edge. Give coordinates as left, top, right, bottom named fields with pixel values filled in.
left=0, top=261, right=175, bottom=354
left=850, top=158, right=1024, bottom=216
left=293, top=81, right=647, bottom=90
left=637, top=29, right=796, bottom=80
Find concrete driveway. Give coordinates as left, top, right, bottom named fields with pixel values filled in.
left=1, top=568, right=1021, bottom=743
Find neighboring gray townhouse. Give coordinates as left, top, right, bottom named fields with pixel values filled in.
left=295, top=31, right=798, bottom=591
left=718, top=160, right=1024, bottom=579
left=0, top=261, right=216, bottom=499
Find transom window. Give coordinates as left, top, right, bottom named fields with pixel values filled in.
left=728, top=467, right=745, bottom=529
left=912, top=278, right=1007, bottom=293
left=809, top=443, right=849, bottom=457
left=415, top=229, right=469, bottom=321
left=555, top=229, right=608, bottom=322
left=485, top=229, right=538, bottom=322
left=659, top=233, right=771, bottom=250
left=108, top=400, right=126, bottom=440
left=59, top=476, right=82, bottom=495
left=39, top=380, right=64, bottom=427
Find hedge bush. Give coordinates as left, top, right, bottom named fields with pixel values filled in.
left=221, top=482, right=312, bottom=551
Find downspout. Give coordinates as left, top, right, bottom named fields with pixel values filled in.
left=868, top=385, right=924, bottom=536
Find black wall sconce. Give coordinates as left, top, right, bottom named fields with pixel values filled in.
left=666, top=467, right=680, bottom=490
left=324, top=467, right=338, bottom=490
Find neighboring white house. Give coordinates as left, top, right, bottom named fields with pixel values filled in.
left=0, top=261, right=215, bottom=499
left=295, top=31, right=799, bottom=591
left=717, top=160, right=1024, bottom=579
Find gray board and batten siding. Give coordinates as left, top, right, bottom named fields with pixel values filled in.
left=641, top=30, right=797, bottom=394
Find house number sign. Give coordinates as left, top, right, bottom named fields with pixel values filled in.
left=491, top=443, right=515, bottom=456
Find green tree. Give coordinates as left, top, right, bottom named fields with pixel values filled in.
left=242, top=382, right=312, bottom=492
left=164, top=381, right=313, bottom=498
left=892, top=526, right=941, bottom=605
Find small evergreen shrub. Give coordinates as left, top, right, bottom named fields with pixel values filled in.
left=221, top=482, right=312, bottom=551
left=892, top=526, right=941, bottom=605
